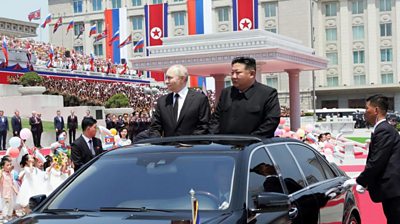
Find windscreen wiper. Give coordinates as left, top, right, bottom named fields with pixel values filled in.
left=42, top=208, right=97, bottom=214
left=99, top=207, right=172, bottom=212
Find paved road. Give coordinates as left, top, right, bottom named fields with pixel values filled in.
left=342, top=128, right=372, bottom=138
left=2, top=130, right=85, bottom=149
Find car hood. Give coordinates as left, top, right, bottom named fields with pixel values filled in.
left=10, top=211, right=242, bottom=224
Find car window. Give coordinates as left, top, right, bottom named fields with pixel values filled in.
left=317, top=156, right=337, bottom=179
left=288, top=144, right=327, bottom=185
left=47, top=154, right=235, bottom=211
left=248, top=148, right=283, bottom=208
left=266, top=144, right=305, bottom=194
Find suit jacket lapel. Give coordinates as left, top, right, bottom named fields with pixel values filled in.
left=176, top=90, right=194, bottom=127
left=79, top=136, right=92, bottom=157
left=92, top=138, right=101, bottom=155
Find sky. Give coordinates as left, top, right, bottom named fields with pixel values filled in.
left=0, top=0, right=49, bottom=42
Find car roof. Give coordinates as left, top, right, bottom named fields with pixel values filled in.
left=103, top=135, right=304, bottom=157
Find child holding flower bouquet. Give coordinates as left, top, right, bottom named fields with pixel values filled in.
left=16, top=154, right=45, bottom=214
left=44, top=149, right=74, bottom=194
left=0, top=157, right=19, bottom=221
left=48, top=153, right=66, bottom=192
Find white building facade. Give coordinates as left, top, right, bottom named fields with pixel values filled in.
left=47, top=0, right=400, bottom=111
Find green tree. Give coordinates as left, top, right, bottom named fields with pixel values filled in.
left=105, top=93, right=130, bottom=108
left=19, top=72, right=43, bottom=86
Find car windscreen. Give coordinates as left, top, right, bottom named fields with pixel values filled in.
left=46, top=153, right=235, bottom=211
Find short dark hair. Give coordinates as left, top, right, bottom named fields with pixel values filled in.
left=366, top=94, right=389, bottom=113
left=231, top=56, right=256, bottom=71
left=82, top=117, right=97, bottom=131
left=20, top=154, right=30, bottom=168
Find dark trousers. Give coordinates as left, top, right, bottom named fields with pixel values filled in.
left=32, top=130, right=41, bottom=147
left=13, top=130, right=20, bottom=137
left=38, top=132, right=42, bottom=147
left=69, top=128, right=76, bottom=144
left=56, top=129, right=63, bottom=141
left=382, top=196, right=400, bottom=224
left=0, top=130, right=6, bottom=150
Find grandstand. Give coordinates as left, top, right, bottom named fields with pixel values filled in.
left=0, top=33, right=153, bottom=85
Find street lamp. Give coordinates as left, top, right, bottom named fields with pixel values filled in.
left=310, top=0, right=317, bottom=122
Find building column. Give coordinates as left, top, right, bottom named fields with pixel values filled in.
left=367, top=0, right=379, bottom=84
left=256, top=62, right=265, bottom=83
left=339, top=0, right=351, bottom=86
left=211, top=74, right=226, bottom=103
left=395, top=2, right=400, bottom=83
left=286, top=69, right=301, bottom=131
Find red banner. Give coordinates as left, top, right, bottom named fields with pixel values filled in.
left=144, top=3, right=168, bottom=82
left=232, top=0, right=258, bottom=31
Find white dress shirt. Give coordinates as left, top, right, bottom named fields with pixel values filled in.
left=82, top=134, right=95, bottom=155
left=174, top=87, right=189, bottom=120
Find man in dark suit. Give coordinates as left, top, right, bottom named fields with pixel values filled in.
left=344, top=95, right=400, bottom=224
left=29, top=111, right=41, bottom=148
left=54, top=110, right=65, bottom=141
left=0, top=110, right=9, bottom=150
left=71, top=117, right=103, bottom=171
left=209, top=57, right=280, bottom=137
left=148, top=64, right=211, bottom=137
left=11, top=110, right=22, bottom=137
left=37, top=113, right=43, bottom=147
left=67, top=110, right=78, bottom=144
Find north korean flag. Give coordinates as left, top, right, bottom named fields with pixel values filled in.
left=28, top=9, right=41, bottom=22
left=144, top=3, right=168, bottom=50
left=144, top=3, right=168, bottom=81
left=232, top=0, right=258, bottom=31
left=53, top=17, right=62, bottom=33
left=105, top=136, right=115, bottom=144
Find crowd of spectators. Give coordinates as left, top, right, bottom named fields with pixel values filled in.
left=3, top=35, right=135, bottom=75
left=8, top=75, right=216, bottom=115
left=3, top=35, right=285, bottom=116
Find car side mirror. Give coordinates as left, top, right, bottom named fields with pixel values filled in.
left=251, top=192, right=290, bottom=213
left=29, top=194, right=47, bottom=210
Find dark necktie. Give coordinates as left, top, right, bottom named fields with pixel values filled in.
left=88, top=139, right=95, bottom=156
left=173, top=93, right=180, bottom=122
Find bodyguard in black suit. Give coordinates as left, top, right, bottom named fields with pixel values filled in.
left=11, top=110, right=22, bottom=137
left=71, top=117, right=103, bottom=171
left=67, top=110, right=78, bottom=144
left=148, top=64, right=211, bottom=137
left=29, top=111, right=41, bottom=147
left=0, top=110, right=8, bottom=150
left=344, top=95, right=400, bottom=224
left=54, top=110, right=65, bottom=141
left=209, top=57, right=280, bottom=138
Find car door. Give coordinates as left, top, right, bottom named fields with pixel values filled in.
left=266, top=143, right=320, bottom=224
left=287, top=143, right=346, bottom=224
left=247, top=147, right=289, bottom=223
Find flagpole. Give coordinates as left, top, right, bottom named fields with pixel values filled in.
left=39, top=8, right=43, bottom=42
left=60, top=13, right=64, bottom=47
left=189, top=189, right=196, bottom=222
